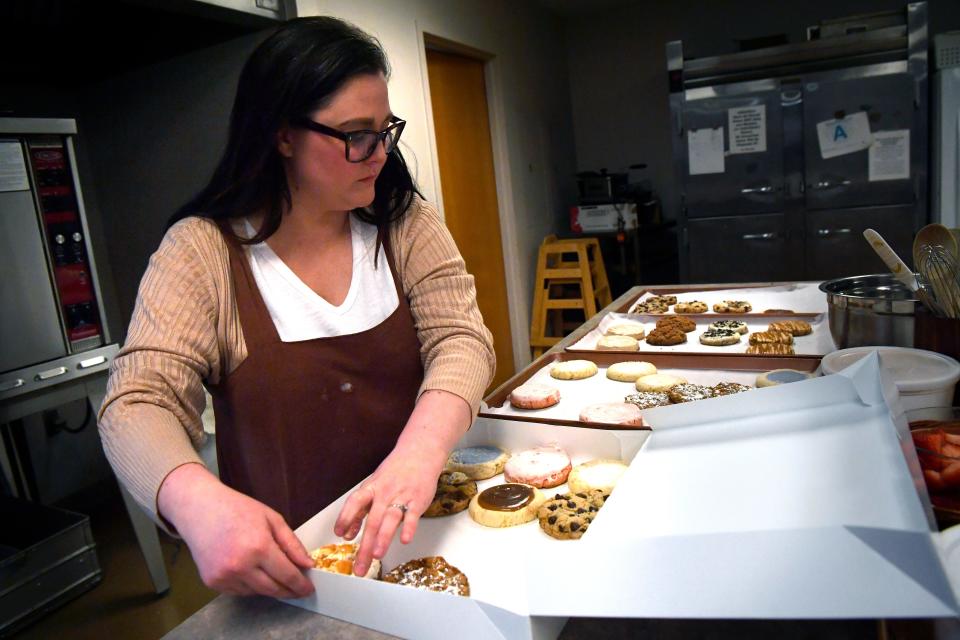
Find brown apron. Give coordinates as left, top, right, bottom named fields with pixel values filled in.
left=209, top=221, right=424, bottom=528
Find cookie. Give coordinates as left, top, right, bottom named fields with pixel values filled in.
left=310, top=543, right=380, bottom=579
left=756, top=368, right=814, bottom=388
left=656, top=315, right=696, bottom=332
left=578, top=402, right=645, bottom=427
left=606, top=360, right=657, bottom=382
left=713, top=381, right=752, bottom=396
left=567, top=459, right=628, bottom=494
left=624, top=391, right=671, bottom=409
left=699, top=328, right=740, bottom=346
left=468, top=483, right=546, bottom=527
left=768, top=320, right=812, bottom=336
left=605, top=322, right=646, bottom=340
left=596, top=335, right=640, bottom=351
left=383, top=556, right=470, bottom=596
left=423, top=472, right=479, bottom=517
left=674, top=301, right=707, bottom=314
left=445, top=445, right=509, bottom=480
left=657, top=295, right=678, bottom=306
left=764, top=308, right=795, bottom=314
left=550, top=359, right=599, bottom=380
left=509, top=383, right=560, bottom=409
left=504, top=444, right=572, bottom=488
left=630, top=298, right=670, bottom=314
left=746, top=343, right=795, bottom=355
left=537, top=489, right=609, bottom=540
left=635, top=373, right=687, bottom=392
left=667, top=382, right=716, bottom=403
left=749, top=331, right=793, bottom=345
left=645, top=326, right=687, bottom=346
left=708, top=319, right=748, bottom=334
left=713, top=300, right=752, bottom=313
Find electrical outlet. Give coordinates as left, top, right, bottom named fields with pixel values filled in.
left=255, top=0, right=280, bottom=11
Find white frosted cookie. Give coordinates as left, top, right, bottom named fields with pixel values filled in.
left=699, top=328, right=740, bottom=346
left=579, top=402, right=645, bottom=427
left=550, top=360, right=599, bottom=380
left=606, top=361, right=657, bottom=382
left=756, top=369, right=814, bottom=388
left=635, top=373, right=687, bottom=392
left=708, top=319, right=748, bottom=334
left=445, top=445, right=509, bottom=480
left=567, top=459, right=628, bottom=494
left=468, top=483, right=546, bottom=527
left=605, top=322, right=646, bottom=340
left=509, top=383, right=561, bottom=409
left=596, top=335, right=639, bottom=351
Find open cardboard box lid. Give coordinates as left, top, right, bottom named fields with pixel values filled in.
left=285, top=353, right=959, bottom=639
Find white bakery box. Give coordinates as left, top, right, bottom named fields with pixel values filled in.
left=288, top=353, right=960, bottom=640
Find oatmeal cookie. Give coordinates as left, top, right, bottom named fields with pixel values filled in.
left=667, top=383, right=716, bottom=403
left=624, top=391, right=671, bottom=409
left=656, top=315, right=696, bottom=332
left=712, top=381, right=752, bottom=396
left=646, top=326, right=687, bottom=346
left=383, top=556, right=470, bottom=596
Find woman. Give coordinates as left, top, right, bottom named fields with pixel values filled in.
left=98, top=17, right=495, bottom=599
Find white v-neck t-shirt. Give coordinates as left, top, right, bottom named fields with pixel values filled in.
left=242, top=216, right=400, bottom=342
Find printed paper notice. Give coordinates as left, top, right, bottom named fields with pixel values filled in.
left=816, top=111, right=873, bottom=159
left=868, top=130, right=910, bottom=182
left=0, top=142, right=28, bottom=192
left=688, top=127, right=725, bottom=175
left=728, top=105, right=766, bottom=154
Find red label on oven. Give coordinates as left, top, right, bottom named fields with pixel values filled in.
left=43, top=211, right=78, bottom=224
left=69, top=323, right=101, bottom=341
left=31, top=147, right=66, bottom=170
left=54, top=264, right=95, bottom=305
left=39, top=185, right=73, bottom=198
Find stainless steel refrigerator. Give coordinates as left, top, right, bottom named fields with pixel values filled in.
left=933, top=31, right=960, bottom=228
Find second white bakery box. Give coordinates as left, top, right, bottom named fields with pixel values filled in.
left=287, top=354, right=957, bottom=639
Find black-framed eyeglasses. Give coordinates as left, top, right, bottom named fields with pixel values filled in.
left=290, top=116, right=406, bottom=162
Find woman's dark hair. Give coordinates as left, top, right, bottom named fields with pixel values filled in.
left=168, top=17, right=420, bottom=242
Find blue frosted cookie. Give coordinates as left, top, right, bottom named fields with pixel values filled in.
left=445, top=445, right=510, bottom=480
left=756, top=368, right=813, bottom=388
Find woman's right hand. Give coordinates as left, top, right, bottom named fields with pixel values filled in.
left=157, top=463, right=315, bottom=598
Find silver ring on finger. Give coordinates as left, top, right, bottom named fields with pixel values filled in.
left=389, top=502, right=409, bottom=515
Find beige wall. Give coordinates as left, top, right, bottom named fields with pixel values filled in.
left=299, top=0, right=579, bottom=369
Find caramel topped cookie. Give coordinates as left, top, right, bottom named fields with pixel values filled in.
left=749, top=331, right=793, bottom=345
left=746, top=343, right=795, bottom=355
left=667, top=383, right=716, bottom=403
left=768, top=320, right=812, bottom=336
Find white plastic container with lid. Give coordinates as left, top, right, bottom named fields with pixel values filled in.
left=821, top=346, right=960, bottom=411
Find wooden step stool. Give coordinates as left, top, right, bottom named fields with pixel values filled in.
left=529, top=235, right=612, bottom=358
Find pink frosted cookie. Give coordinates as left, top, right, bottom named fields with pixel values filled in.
left=503, top=444, right=572, bottom=489
left=509, top=383, right=561, bottom=410
left=579, top=402, right=645, bottom=427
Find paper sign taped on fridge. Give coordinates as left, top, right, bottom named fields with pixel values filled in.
left=816, top=112, right=873, bottom=159
left=0, top=142, right=29, bottom=192
left=868, top=130, right=910, bottom=181
left=728, top=105, right=767, bottom=154
left=688, top=127, right=725, bottom=175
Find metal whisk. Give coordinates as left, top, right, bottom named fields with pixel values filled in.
left=916, top=243, right=960, bottom=319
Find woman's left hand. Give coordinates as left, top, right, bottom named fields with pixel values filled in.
left=333, top=389, right=471, bottom=577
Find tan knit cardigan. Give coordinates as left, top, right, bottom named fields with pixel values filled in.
left=98, top=198, right=496, bottom=525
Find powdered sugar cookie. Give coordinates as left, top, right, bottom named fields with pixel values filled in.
left=509, top=383, right=560, bottom=409
left=606, top=360, right=657, bottom=382
left=596, top=335, right=639, bottom=351
left=504, top=444, right=572, bottom=488
left=578, top=402, right=645, bottom=427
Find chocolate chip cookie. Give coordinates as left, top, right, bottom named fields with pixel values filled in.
left=713, top=300, right=752, bottom=313
left=674, top=301, right=707, bottom=314
left=537, top=490, right=609, bottom=540
left=423, top=471, right=478, bottom=517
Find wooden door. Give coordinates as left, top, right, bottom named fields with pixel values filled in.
left=426, top=48, right=514, bottom=390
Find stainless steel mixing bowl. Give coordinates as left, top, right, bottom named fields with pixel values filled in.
left=819, top=274, right=918, bottom=349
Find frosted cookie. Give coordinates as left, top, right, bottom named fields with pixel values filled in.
left=674, top=301, right=707, bottom=314
left=749, top=331, right=793, bottom=345
left=579, top=402, right=645, bottom=427
left=713, top=300, right=752, bottom=313
left=550, top=359, right=599, bottom=380
left=537, top=490, right=609, bottom=540
left=635, top=373, right=687, bottom=392
left=596, top=335, right=639, bottom=351
left=504, top=444, right=572, bottom=488
left=768, top=320, right=813, bottom=337
left=510, top=383, right=560, bottom=409
left=645, top=326, right=686, bottom=346
left=667, top=383, right=716, bottom=403
left=713, top=381, right=752, bottom=396
left=656, top=315, right=696, bottom=332
left=310, top=543, right=380, bottom=579
left=445, top=445, right=509, bottom=480
left=567, top=459, right=628, bottom=494
left=605, top=322, right=646, bottom=340
left=624, top=391, right=671, bottom=409
left=699, top=328, right=740, bottom=346
left=383, top=556, right=469, bottom=596
left=756, top=368, right=814, bottom=388
left=746, top=343, right=795, bottom=355
left=423, top=472, right=478, bottom=518
left=468, top=483, right=546, bottom=527
left=606, top=360, right=657, bottom=382
left=708, top=319, right=748, bottom=334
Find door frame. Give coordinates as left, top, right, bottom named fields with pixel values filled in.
left=417, top=29, right=528, bottom=372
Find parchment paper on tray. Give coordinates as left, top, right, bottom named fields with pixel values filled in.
left=481, top=353, right=821, bottom=426
left=567, top=311, right=835, bottom=356
left=624, top=282, right=829, bottom=316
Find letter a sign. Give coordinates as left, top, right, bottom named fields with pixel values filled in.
left=816, top=112, right=872, bottom=159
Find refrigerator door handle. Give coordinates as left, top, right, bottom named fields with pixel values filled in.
left=740, top=185, right=774, bottom=194
left=741, top=232, right=781, bottom=241
left=816, top=227, right=853, bottom=237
